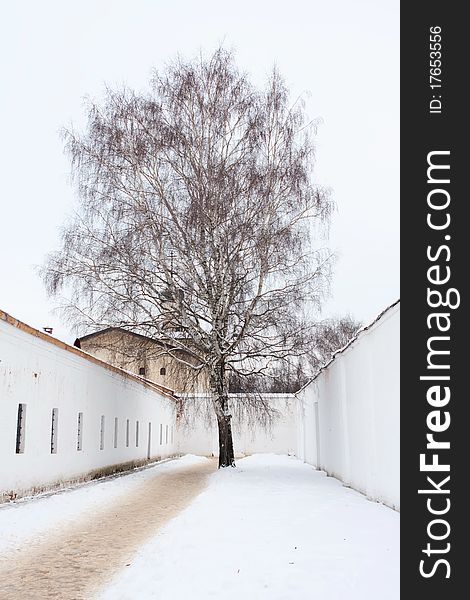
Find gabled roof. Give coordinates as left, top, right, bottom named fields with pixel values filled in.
left=79, top=326, right=198, bottom=357
left=79, top=327, right=161, bottom=345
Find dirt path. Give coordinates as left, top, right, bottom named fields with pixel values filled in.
left=0, top=460, right=215, bottom=600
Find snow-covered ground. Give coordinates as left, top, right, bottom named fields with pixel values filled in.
left=0, top=454, right=399, bottom=599
left=98, top=454, right=399, bottom=600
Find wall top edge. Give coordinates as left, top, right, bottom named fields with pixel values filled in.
left=296, top=298, right=400, bottom=394
left=0, top=309, right=177, bottom=401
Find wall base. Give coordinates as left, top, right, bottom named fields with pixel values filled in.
left=1, top=453, right=181, bottom=504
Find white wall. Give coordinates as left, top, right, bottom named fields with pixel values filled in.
left=296, top=302, right=400, bottom=510
left=1, top=302, right=400, bottom=508
left=0, top=313, right=178, bottom=500
left=177, top=394, right=298, bottom=457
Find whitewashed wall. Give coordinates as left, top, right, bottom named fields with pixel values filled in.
left=0, top=313, right=178, bottom=500
left=177, top=394, right=297, bottom=457
left=1, top=301, right=399, bottom=507
left=296, top=302, right=400, bottom=510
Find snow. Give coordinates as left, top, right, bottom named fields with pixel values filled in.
left=0, top=454, right=206, bottom=554
left=0, top=454, right=399, bottom=599
left=97, top=454, right=399, bottom=600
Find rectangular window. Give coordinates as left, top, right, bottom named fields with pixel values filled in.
left=126, top=419, right=130, bottom=447
left=136, top=421, right=140, bottom=447
left=147, top=422, right=152, bottom=459
left=100, top=415, right=105, bottom=450
left=51, top=408, right=59, bottom=454
left=165, top=424, right=169, bottom=444
left=159, top=423, right=163, bottom=445
left=15, top=403, right=26, bottom=454
left=77, top=412, right=83, bottom=451
left=114, top=417, right=118, bottom=448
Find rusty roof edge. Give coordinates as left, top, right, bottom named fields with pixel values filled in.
left=295, top=298, right=400, bottom=395
left=0, top=309, right=178, bottom=401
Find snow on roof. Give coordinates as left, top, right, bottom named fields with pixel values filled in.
left=79, top=326, right=192, bottom=346
left=80, top=327, right=159, bottom=343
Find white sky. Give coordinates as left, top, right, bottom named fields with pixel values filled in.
left=0, top=0, right=399, bottom=343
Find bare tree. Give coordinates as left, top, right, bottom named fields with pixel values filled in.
left=310, top=315, right=362, bottom=368
left=43, top=48, right=333, bottom=467
left=232, top=315, right=362, bottom=393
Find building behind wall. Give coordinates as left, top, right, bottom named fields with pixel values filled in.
left=79, top=328, right=209, bottom=393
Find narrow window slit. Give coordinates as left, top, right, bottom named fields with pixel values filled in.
left=15, top=403, right=26, bottom=454
left=100, top=415, right=105, bottom=450
left=147, top=422, right=152, bottom=459
left=77, top=412, right=83, bottom=451
left=51, top=408, right=59, bottom=454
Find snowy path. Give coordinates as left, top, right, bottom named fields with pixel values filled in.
left=98, top=455, right=399, bottom=600
left=0, top=455, right=399, bottom=600
left=0, top=456, right=214, bottom=600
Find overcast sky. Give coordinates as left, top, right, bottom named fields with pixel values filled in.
left=0, top=0, right=399, bottom=343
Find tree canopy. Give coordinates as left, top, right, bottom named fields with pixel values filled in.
left=43, top=48, right=333, bottom=466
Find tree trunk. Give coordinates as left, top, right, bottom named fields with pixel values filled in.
left=217, top=413, right=235, bottom=468
left=210, top=363, right=236, bottom=468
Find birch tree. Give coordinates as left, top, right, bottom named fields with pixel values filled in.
left=43, top=48, right=333, bottom=467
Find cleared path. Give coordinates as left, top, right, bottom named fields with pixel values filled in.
left=0, top=459, right=215, bottom=600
